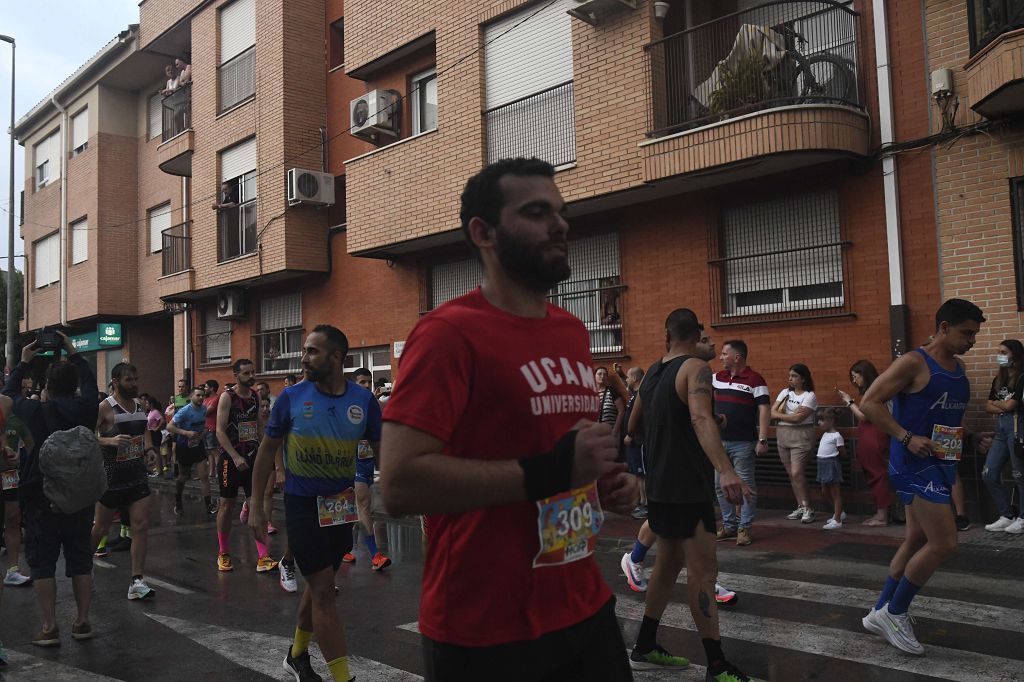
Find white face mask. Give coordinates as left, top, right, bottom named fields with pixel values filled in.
left=997, top=354, right=1010, bottom=367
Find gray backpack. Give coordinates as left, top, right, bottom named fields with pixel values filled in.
left=38, top=405, right=107, bottom=514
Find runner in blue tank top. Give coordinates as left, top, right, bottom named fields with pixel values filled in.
left=859, top=299, right=984, bottom=657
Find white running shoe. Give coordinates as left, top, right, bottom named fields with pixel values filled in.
left=279, top=560, right=298, bottom=593
left=801, top=507, right=815, bottom=524
left=822, top=518, right=843, bottom=530
left=985, top=516, right=1014, bottom=532
left=840, top=511, right=848, bottom=522
left=862, top=607, right=884, bottom=636
left=620, top=552, right=647, bottom=592
left=1005, top=517, right=1024, bottom=535
left=787, top=506, right=805, bottom=520
left=4, top=566, right=32, bottom=586
left=127, top=577, right=155, bottom=600
left=874, top=604, right=925, bottom=655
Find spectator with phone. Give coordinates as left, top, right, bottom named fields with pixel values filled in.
left=771, top=363, right=818, bottom=524
left=837, top=360, right=892, bottom=526
left=2, top=331, right=100, bottom=646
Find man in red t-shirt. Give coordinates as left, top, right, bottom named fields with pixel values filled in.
left=381, top=158, right=638, bottom=681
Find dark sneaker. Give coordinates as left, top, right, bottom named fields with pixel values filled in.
left=706, top=661, right=754, bottom=681
left=71, top=622, right=92, bottom=641
left=629, top=644, right=689, bottom=670
left=283, top=648, right=323, bottom=682
left=173, top=503, right=183, bottom=516
left=956, top=515, right=971, bottom=531
left=715, top=527, right=737, bottom=542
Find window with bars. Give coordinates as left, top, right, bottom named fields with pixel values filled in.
left=201, top=308, right=232, bottom=365
left=709, top=190, right=851, bottom=325
left=344, top=346, right=392, bottom=384
left=428, top=233, right=625, bottom=354
left=256, top=293, right=303, bottom=374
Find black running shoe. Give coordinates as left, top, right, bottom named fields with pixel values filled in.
left=706, top=660, right=754, bottom=681
left=956, top=515, right=971, bottom=531
left=283, top=649, right=322, bottom=682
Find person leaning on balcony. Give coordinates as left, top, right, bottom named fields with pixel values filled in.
left=160, top=64, right=178, bottom=96
left=175, top=57, right=191, bottom=87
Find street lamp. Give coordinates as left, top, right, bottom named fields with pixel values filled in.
left=0, top=35, right=13, bottom=374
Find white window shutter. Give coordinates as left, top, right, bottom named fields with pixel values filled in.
left=149, top=94, right=162, bottom=139
left=72, top=108, right=89, bottom=151
left=48, top=131, right=63, bottom=182
left=149, top=203, right=172, bottom=253
left=204, top=309, right=232, bottom=363
left=220, top=0, right=256, bottom=64
left=71, top=218, right=88, bottom=264
left=484, top=0, right=575, bottom=109
left=260, top=293, right=302, bottom=331
left=221, top=138, right=256, bottom=181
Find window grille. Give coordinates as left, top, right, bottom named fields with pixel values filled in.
left=256, top=294, right=303, bottom=374
left=201, top=309, right=232, bottom=365
left=709, top=189, right=852, bottom=325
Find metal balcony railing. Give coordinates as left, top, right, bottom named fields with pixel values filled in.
left=217, top=202, right=257, bottom=262
left=161, top=221, right=191, bottom=276
left=644, top=1, right=861, bottom=137
left=219, top=46, right=256, bottom=113
left=485, top=80, right=576, bottom=168
left=969, top=0, right=1024, bottom=54
left=161, top=83, right=191, bottom=142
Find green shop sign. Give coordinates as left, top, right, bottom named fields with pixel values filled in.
left=69, top=323, right=123, bottom=353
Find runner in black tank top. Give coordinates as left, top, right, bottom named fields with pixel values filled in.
left=91, top=362, right=157, bottom=601
left=627, top=309, right=753, bottom=682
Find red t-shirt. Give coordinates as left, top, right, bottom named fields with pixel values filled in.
left=384, top=288, right=612, bottom=647
left=203, top=395, right=219, bottom=431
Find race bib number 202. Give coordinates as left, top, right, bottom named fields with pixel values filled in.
left=931, top=424, right=964, bottom=461
left=533, top=482, right=604, bottom=568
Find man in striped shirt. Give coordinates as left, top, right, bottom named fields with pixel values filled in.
left=712, top=340, right=769, bottom=546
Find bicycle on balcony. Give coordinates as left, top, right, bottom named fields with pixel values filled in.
left=691, top=19, right=856, bottom=122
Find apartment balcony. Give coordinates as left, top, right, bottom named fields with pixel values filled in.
left=157, top=221, right=194, bottom=300
left=641, top=1, right=868, bottom=186
left=485, top=81, right=576, bottom=168
left=157, top=85, right=193, bottom=176
left=966, top=2, right=1024, bottom=118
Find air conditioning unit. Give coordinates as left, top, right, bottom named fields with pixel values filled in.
left=287, top=168, right=335, bottom=207
left=216, top=289, right=246, bottom=320
left=350, top=89, right=400, bottom=142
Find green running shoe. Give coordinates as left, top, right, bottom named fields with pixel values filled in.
left=706, top=661, right=754, bottom=681
left=629, top=643, right=690, bottom=670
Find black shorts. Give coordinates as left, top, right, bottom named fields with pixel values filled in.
left=422, top=596, right=631, bottom=682
left=284, top=493, right=355, bottom=576
left=22, top=500, right=94, bottom=580
left=647, top=500, right=716, bottom=539
left=219, top=453, right=254, bottom=499
left=626, top=444, right=645, bottom=477
left=177, top=444, right=206, bottom=468
left=99, top=483, right=151, bottom=510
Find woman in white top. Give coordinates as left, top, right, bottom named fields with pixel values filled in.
left=175, top=57, right=192, bottom=87
left=160, top=64, right=178, bottom=96
left=771, top=363, right=818, bottom=523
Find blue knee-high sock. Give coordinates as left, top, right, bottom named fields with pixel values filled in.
left=364, top=534, right=378, bottom=556
left=874, top=575, right=900, bottom=611
left=630, top=539, right=650, bottom=564
left=887, top=577, right=921, bottom=615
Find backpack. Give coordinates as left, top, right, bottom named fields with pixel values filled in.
left=38, top=404, right=107, bottom=514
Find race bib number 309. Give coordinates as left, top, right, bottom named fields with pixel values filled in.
left=533, top=483, right=604, bottom=568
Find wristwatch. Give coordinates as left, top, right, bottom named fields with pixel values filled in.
left=901, top=431, right=913, bottom=447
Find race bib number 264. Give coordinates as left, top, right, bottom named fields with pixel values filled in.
left=533, top=483, right=604, bottom=568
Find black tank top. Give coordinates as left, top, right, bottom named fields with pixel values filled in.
left=640, top=355, right=715, bottom=504
left=100, top=395, right=150, bottom=491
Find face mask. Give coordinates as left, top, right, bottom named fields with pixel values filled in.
left=997, top=354, right=1010, bottom=367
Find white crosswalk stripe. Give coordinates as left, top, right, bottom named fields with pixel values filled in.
left=677, top=569, right=1024, bottom=635
left=2, top=650, right=125, bottom=681
left=615, top=597, right=1024, bottom=682
left=148, top=613, right=423, bottom=680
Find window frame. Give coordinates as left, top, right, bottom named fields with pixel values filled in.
left=329, top=19, right=345, bottom=70
left=148, top=202, right=172, bottom=254
left=33, top=232, right=60, bottom=289
left=200, top=307, right=233, bottom=366
left=344, top=345, right=392, bottom=384
left=71, top=107, right=89, bottom=155
left=410, top=67, right=438, bottom=135
left=255, top=293, right=303, bottom=375
left=217, top=170, right=257, bottom=262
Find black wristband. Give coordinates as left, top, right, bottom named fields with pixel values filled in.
left=901, top=431, right=913, bottom=447
left=519, top=431, right=577, bottom=502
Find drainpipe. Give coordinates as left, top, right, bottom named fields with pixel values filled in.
left=51, top=94, right=69, bottom=326
left=181, top=176, right=191, bottom=386
left=872, top=1, right=908, bottom=357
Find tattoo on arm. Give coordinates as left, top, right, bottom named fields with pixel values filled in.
left=690, top=364, right=714, bottom=398
left=698, top=588, right=711, bottom=619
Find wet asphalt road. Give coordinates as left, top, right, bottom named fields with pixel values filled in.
left=1, top=483, right=1022, bottom=682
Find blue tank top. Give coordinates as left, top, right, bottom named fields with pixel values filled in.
left=890, top=348, right=970, bottom=474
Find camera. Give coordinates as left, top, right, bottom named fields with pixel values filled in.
left=37, top=328, right=63, bottom=351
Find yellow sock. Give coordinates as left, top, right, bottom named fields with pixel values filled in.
left=327, top=656, right=350, bottom=682
left=290, top=626, right=313, bottom=658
